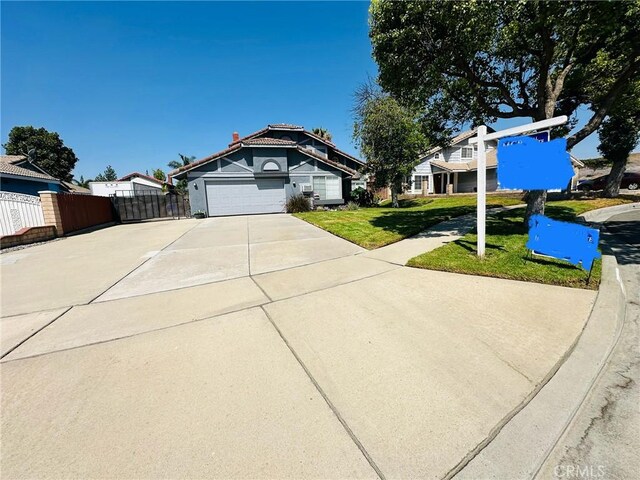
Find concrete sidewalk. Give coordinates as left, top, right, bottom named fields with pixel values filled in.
left=1, top=214, right=599, bottom=478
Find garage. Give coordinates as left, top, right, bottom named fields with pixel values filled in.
left=205, top=178, right=286, bottom=216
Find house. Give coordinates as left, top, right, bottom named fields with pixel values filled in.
left=407, top=128, right=584, bottom=194
left=0, top=155, right=63, bottom=195
left=408, top=128, right=498, bottom=195
left=89, top=172, right=165, bottom=197
left=169, top=124, right=364, bottom=217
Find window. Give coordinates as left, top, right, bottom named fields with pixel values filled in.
left=262, top=160, right=280, bottom=172
left=434, top=153, right=440, bottom=160
left=313, top=176, right=340, bottom=200
left=461, top=147, right=473, bottom=160
left=414, top=176, right=422, bottom=191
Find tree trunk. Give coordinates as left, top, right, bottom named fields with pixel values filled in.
left=390, top=185, right=399, bottom=208
left=602, top=156, right=627, bottom=198
left=524, top=190, right=546, bottom=226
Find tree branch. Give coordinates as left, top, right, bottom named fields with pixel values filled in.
left=567, top=57, right=640, bottom=148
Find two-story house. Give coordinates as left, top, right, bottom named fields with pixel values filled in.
left=408, top=127, right=585, bottom=194
left=169, top=124, right=364, bottom=217
left=408, top=127, right=499, bottom=195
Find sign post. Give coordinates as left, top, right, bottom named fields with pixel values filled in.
left=476, top=126, right=487, bottom=258
left=468, top=116, right=568, bottom=258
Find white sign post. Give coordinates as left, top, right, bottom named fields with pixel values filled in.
left=468, top=115, right=568, bottom=259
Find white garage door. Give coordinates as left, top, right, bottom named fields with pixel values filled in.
left=205, top=178, right=286, bottom=216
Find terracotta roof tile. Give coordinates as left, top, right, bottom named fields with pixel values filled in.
left=169, top=144, right=243, bottom=178
left=296, top=146, right=360, bottom=178
left=268, top=123, right=303, bottom=129
left=117, top=172, right=165, bottom=185
left=242, top=137, right=297, bottom=146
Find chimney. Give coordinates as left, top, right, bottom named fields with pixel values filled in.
left=232, top=131, right=240, bottom=143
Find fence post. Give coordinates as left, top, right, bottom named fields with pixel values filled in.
left=38, top=191, right=64, bottom=236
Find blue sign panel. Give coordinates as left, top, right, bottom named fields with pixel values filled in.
left=497, top=135, right=574, bottom=190
left=528, top=130, right=550, bottom=143
left=526, top=214, right=601, bottom=271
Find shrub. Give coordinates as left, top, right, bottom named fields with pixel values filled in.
left=286, top=193, right=311, bottom=213
left=346, top=201, right=360, bottom=210
left=351, top=186, right=376, bottom=207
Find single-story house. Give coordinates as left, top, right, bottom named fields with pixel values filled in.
left=0, top=155, right=63, bottom=195
left=169, top=123, right=364, bottom=217
left=89, top=172, right=165, bottom=197
left=408, top=127, right=584, bottom=194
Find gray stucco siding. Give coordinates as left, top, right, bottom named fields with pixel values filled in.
left=253, top=147, right=288, bottom=173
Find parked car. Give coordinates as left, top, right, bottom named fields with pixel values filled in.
left=577, top=172, right=640, bottom=191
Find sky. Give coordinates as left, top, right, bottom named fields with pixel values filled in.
left=1, top=1, right=620, bottom=180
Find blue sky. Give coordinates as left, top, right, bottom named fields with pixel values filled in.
left=1, top=1, right=616, bottom=180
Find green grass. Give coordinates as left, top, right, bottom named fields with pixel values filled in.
left=407, top=197, right=633, bottom=290
left=294, top=194, right=524, bottom=249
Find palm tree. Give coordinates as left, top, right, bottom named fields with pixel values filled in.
left=168, top=153, right=195, bottom=171
left=312, top=127, right=332, bottom=142
left=167, top=154, right=195, bottom=194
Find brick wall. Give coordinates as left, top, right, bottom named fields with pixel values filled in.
left=39, top=191, right=115, bottom=235
left=0, top=225, right=57, bottom=249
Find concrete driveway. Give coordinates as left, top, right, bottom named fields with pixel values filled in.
left=0, top=214, right=596, bottom=479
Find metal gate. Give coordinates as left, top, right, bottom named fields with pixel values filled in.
left=111, top=191, right=190, bottom=222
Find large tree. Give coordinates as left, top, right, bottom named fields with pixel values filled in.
left=3, top=126, right=79, bottom=181
left=93, top=165, right=117, bottom=182
left=353, top=84, right=428, bottom=208
left=599, top=81, right=640, bottom=197
left=370, top=0, right=640, bottom=221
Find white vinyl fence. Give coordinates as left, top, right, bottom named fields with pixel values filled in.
left=0, top=192, right=46, bottom=235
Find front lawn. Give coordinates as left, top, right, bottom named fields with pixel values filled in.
left=406, top=198, right=634, bottom=289
left=294, top=194, right=523, bottom=249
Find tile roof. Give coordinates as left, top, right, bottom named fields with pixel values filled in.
left=296, top=146, right=360, bottom=178
left=117, top=172, right=165, bottom=185
left=229, top=124, right=365, bottom=165
left=0, top=155, right=27, bottom=164
left=0, top=161, right=60, bottom=181
left=242, top=137, right=297, bottom=146
left=169, top=144, right=243, bottom=178
left=62, top=181, right=91, bottom=193
left=268, top=123, right=303, bottom=130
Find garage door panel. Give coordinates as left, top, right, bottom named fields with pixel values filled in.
left=206, top=179, right=286, bottom=216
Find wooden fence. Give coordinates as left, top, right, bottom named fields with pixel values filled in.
left=55, top=193, right=115, bottom=234
left=0, top=192, right=45, bottom=235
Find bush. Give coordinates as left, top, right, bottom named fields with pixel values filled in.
left=351, top=186, right=376, bottom=207
left=286, top=193, right=311, bottom=213
left=346, top=201, right=359, bottom=210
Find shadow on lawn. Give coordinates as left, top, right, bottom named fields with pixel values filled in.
left=369, top=202, right=512, bottom=237
left=453, top=238, right=506, bottom=253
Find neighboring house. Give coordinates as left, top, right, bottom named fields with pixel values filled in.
left=61, top=181, right=91, bottom=194
left=89, top=172, right=165, bottom=197
left=408, top=128, right=499, bottom=195
left=408, top=128, right=584, bottom=194
left=170, top=123, right=364, bottom=216
left=0, top=155, right=63, bottom=195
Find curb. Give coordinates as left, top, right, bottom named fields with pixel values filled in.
left=451, top=204, right=632, bottom=480
left=578, top=201, right=640, bottom=223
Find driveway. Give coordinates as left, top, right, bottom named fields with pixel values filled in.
left=1, top=215, right=597, bottom=479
